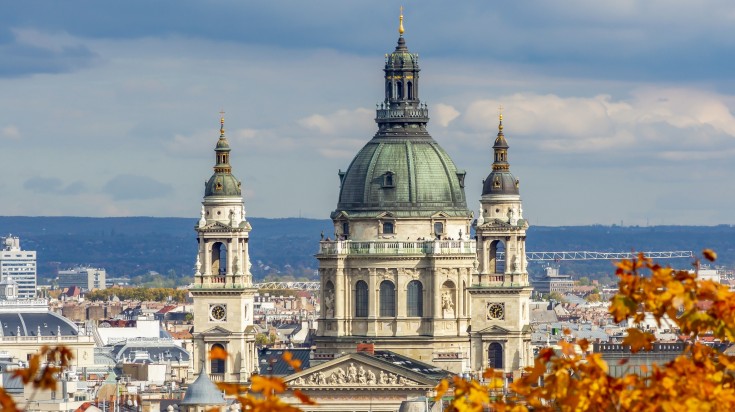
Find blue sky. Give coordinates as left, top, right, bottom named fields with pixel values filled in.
left=2, top=1, right=735, bottom=225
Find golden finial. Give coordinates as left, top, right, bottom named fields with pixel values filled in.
left=219, top=110, right=225, bottom=137
left=498, top=105, right=504, bottom=131
left=399, top=6, right=405, bottom=36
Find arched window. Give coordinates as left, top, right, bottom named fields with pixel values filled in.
left=211, top=242, right=227, bottom=275
left=488, top=342, right=503, bottom=369
left=407, top=280, right=423, bottom=317
left=379, top=280, right=396, bottom=317
left=434, top=222, right=444, bottom=238
left=211, top=343, right=226, bottom=374
left=489, top=240, right=505, bottom=274
left=355, top=281, right=368, bottom=318
left=407, top=81, right=413, bottom=99
left=383, top=222, right=394, bottom=234
left=342, top=221, right=350, bottom=236
left=397, top=81, right=403, bottom=99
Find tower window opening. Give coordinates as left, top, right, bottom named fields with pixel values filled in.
left=397, top=81, right=403, bottom=99
left=383, top=222, right=394, bottom=234
left=382, top=172, right=395, bottom=188
left=407, top=81, right=413, bottom=99
left=379, top=280, right=396, bottom=317
left=355, top=281, right=368, bottom=318
left=342, top=222, right=350, bottom=237
left=211, top=343, right=226, bottom=373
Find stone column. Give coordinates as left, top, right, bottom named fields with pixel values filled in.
left=226, top=238, right=233, bottom=277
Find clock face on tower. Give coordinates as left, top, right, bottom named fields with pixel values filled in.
left=209, top=304, right=227, bottom=322
left=487, top=302, right=505, bottom=320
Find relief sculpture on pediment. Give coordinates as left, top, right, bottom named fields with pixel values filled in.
left=292, top=362, right=418, bottom=387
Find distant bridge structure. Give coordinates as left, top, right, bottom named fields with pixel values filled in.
left=254, top=250, right=694, bottom=291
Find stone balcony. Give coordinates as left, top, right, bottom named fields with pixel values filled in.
left=317, top=239, right=476, bottom=257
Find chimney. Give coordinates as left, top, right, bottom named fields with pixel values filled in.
left=356, top=341, right=375, bottom=355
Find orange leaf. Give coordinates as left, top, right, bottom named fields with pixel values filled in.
left=209, top=345, right=228, bottom=361
left=283, top=351, right=302, bottom=371
left=294, top=389, right=317, bottom=405
left=250, top=375, right=287, bottom=394
left=434, top=379, right=449, bottom=400
left=622, top=328, right=655, bottom=353
left=703, top=249, right=717, bottom=262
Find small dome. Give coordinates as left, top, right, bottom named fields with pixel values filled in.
left=216, top=137, right=230, bottom=150
left=336, top=137, right=468, bottom=217
left=386, top=38, right=418, bottom=70
left=181, top=372, right=226, bottom=406
left=205, top=173, right=242, bottom=197
left=482, top=171, right=519, bottom=196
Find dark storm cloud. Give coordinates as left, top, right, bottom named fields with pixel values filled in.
left=103, top=174, right=173, bottom=201
left=0, top=28, right=98, bottom=77
left=4, top=1, right=735, bottom=83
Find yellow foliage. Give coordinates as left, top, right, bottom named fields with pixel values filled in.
left=439, top=250, right=735, bottom=412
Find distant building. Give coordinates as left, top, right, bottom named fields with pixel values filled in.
left=532, top=266, right=575, bottom=295
left=57, top=267, right=106, bottom=291
left=0, top=235, right=36, bottom=299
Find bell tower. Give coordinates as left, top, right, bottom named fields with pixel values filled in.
left=469, top=113, right=533, bottom=374
left=190, top=116, right=258, bottom=384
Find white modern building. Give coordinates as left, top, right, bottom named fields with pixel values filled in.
left=0, top=235, right=37, bottom=299
left=57, top=267, right=106, bottom=291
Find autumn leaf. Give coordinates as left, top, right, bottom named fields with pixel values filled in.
left=703, top=249, right=717, bottom=262
left=209, top=345, right=228, bottom=361
left=283, top=351, right=302, bottom=371
left=622, top=328, right=655, bottom=353
left=294, top=389, right=317, bottom=405
left=250, top=375, right=287, bottom=395
left=434, top=379, right=449, bottom=400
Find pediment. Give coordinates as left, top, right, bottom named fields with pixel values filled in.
left=199, top=326, right=231, bottom=335
left=333, top=211, right=350, bottom=220
left=477, top=218, right=512, bottom=229
left=376, top=211, right=395, bottom=219
left=476, top=324, right=513, bottom=335
left=202, top=221, right=233, bottom=230
left=283, top=353, right=436, bottom=388
left=431, top=211, right=450, bottom=219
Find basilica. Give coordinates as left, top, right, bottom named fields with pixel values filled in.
left=186, top=11, right=532, bottom=411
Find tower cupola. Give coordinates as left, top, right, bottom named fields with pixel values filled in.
left=482, top=113, right=519, bottom=196
left=205, top=116, right=242, bottom=197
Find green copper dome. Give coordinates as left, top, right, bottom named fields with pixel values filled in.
left=335, top=138, right=468, bottom=217
left=204, top=117, right=242, bottom=198
left=205, top=173, right=241, bottom=197
left=333, top=30, right=470, bottom=219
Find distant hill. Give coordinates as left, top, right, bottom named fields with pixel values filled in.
left=0, top=217, right=732, bottom=284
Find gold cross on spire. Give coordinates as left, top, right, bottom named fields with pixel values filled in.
left=498, top=104, right=504, bottom=131
left=219, top=109, right=225, bottom=136
left=399, top=6, right=405, bottom=35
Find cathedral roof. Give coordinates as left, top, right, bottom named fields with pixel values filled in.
left=333, top=13, right=469, bottom=219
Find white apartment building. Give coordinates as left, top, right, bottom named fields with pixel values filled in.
left=0, top=235, right=36, bottom=299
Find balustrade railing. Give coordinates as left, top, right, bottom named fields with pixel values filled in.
left=318, top=239, right=476, bottom=256
left=376, top=107, right=429, bottom=119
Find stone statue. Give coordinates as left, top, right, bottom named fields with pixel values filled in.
left=511, top=254, right=518, bottom=272
left=379, top=370, right=387, bottom=385
left=295, top=377, right=305, bottom=386
left=477, top=204, right=485, bottom=225
left=329, top=372, right=338, bottom=385
left=358, top=366, right=367, bottom=384
left=324, top=289, right=335, bottom=318
left=198, top=206, right=206, bottom=228
left=387, top=373, right=398, bottom=385
left=367, top=369, right=376, bottom=385
left=441, top=291, right=454, bottom=312
left=336, top=367, right=347, bottom=384
left=229, top=209, right=235, bottom=227
left=508, top=208, right=518, bottom=226
left=347, top=362, right=357, bottom=383
left=194, top=255, right=201, bottom=276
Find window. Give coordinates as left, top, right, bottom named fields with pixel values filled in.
left=355, top=281, right=368, bottom=318
left=383, top=222, right=394, bottom=234
left=407, top=81, right=413, bottom=99
left=434, top=222, right=444, bottom=237
left=342, top=221, right=350, bottom=236
left=407, top=280, right=423, bottom=317
left=379, top=281, right=396, bottom=317
left=382, top=172, right=395, bottom=188
left=488, top=342, right=503, bottom=369
left=210, top=343, right=226, bottom=373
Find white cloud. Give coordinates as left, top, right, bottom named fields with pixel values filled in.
left=461, top=88, right=735, bottom=157
left=298, top=108, right=373, bottom=136
left=1, top=125, right=21, bottom=139
left=432, top=103, right=460, bottom=127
